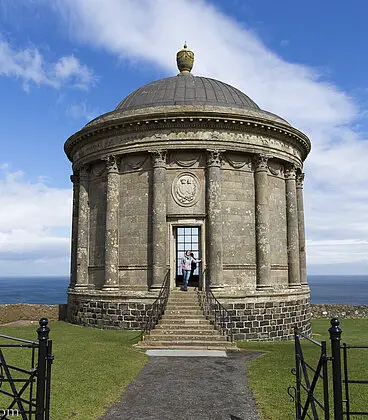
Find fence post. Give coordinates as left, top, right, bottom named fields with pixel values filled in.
left=36, top=318, right=50, bottom=420
left=329, top=318, right=343, bottom=420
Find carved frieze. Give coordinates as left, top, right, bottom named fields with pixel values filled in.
left=72, top=129, right=304, bottom=165
left=267, top=160, right=284, bottom=177
left=123, top=154, right=148, bottom=171
left=171, top=151, right=201, bottom=168
left=172, top=172, right=201, bottom=207
left=90, top=161, right=106, bottom=177
left=225, top=152, right=252, bottom=170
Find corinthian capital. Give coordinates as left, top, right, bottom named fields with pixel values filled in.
left=254, top=154, right=270, bottom=172
left=284, top=163, right=297, bottom=180
left=102, top=155, right=119, bottom=174
left=296, top=172, right=305, bottom=188
left=206, top=149, right=224, bottom=167
left=150, top=150, right=167, bottom=168
left=78, top=165, right=90, bottom=181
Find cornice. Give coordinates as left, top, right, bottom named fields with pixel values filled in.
left=64, top=112, right=311, bottom=162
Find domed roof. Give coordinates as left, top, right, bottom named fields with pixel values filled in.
left=115, top=73, right=260, bottom=112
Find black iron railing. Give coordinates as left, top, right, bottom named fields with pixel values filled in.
left=289, top=318, right=368, bottom=420
left=342, top=343, right=368, bottom=418
left=141, top=270, right=170, bottom=340
left=288, top=328, right=330, bottom=419
left=198, top=269, right=234, bottom=342
left=0, top=318, right=53, bottom=420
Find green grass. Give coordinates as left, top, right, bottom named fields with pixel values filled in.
left=238, top=319, right=368, bottom=420
left=1, top=319, right=367, bottom=420
left=0, top=321, right=147, bottom=419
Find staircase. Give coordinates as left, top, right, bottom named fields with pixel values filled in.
left=137, top=289, right=237, bottom=350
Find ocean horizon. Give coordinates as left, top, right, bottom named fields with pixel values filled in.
left=0, top=275, right=367, bottom=305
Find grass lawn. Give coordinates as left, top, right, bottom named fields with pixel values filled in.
left=0, top=321, right=147, bottom=419
left=239, top=319, right=368, bottom=420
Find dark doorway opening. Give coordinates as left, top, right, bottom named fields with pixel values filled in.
left=175, top=226, right=201, bottom=288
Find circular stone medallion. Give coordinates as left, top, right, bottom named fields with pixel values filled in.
left=172, top=172, right=201, bottom=207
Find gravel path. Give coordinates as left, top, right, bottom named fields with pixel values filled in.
left=101, top=351, right=261, bottom=420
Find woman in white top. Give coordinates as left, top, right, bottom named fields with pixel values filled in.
left=181, top=250, right=201, bottom=291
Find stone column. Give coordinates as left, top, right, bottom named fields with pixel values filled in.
left=69, top=173, right=79, bottom=287
left=103, top=155, right=120, bottom=289
left=285, top=164, right=301, bottom=287
left=75, top=165, right=90, bottom=288
left=254, top=154, right=271, bottom=289
left=296, top=172, right=307, bottom=285
left=206, top=150, right=224, bottom=289
left=150, top=150, right=167, bottom=290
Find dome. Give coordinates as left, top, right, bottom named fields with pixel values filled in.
left=115, top=73, right=260, bottom=112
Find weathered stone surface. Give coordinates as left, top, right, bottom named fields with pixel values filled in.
left=206, top=150, right=224, bottom=288
left=65, top=68, right=311, bottom=341
left=103, top=155, right=120, bottom=288
left=285, top=164, right=300, bottom=287
left=254, top=154, right=271, bottom=288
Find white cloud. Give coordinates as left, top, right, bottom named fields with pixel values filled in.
left=0, top=39, right=96, bottom=91
left=0, top=0, right=364, bottom=274
left=0, top=166, right=71, bottom=275
left=51, top=0, right=368, bottom=273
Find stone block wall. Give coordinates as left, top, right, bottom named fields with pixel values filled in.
left=221, top=162, right=256, bottom=288
left=119, top=167, right=150, bottom=287
left=268, top=166, right=288, bottom=287
left=88, top=174, right=107, bottom=288
left=222, top=293, right=311, bottom=341
left=67, top=294, right=154, bottom=329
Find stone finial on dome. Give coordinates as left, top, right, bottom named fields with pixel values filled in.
left=176, top=43, right=194, bottom=74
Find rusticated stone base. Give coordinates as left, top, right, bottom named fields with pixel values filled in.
left=220, top=292, right=311, bottom=341
left=68, top=288, right=311, bottom=341
left=67, top=291, right=155, bottom=330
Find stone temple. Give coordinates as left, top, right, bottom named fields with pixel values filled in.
left=65, top=45, right=311, bottom=341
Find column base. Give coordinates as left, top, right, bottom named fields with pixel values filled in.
left=73, top=284, right=95, bottom=290
left=209, top=285, right=225, bottom=291
left=102, top=285, right=120, bottom=292
left=289, top=284, right=302, bottom=289
left=256, top=285, right=273, bottom=291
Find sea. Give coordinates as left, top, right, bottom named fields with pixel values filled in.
left=0, top=275, right=367, bottom=305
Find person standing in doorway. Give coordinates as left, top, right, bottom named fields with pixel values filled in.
left=181, top=250, right=201, bottom=291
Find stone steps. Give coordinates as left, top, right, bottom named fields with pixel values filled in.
left=138, top=289, right=237, bottom=351
left=161, top=314, right=206, bottom=320
left=138, top=340, right=235, bottom=348
left=147, top=334, right=228, bottom=342
left=150, top=327, right=221, bottom=336
left=164, top=309, right=203, bottom=315
left=158, top=319, right=210, bottom=326
left=166, top=303, right=200, bottom=309
left=137, top=343, right=234, bottom=350
left=155, top=324, right=214, bottom=330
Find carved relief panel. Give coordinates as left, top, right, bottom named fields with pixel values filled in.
left=172, top=172, right=201, bottom=207
left=167, top=169, right=205, bottom=216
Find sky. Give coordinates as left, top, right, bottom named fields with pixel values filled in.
left=0, top=0, right=367, bottom=276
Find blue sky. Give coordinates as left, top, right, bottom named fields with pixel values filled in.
left=0, top=0, right=367, bottom=276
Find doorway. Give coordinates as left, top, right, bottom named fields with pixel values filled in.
left=175, top=226, right=201, bottom=288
